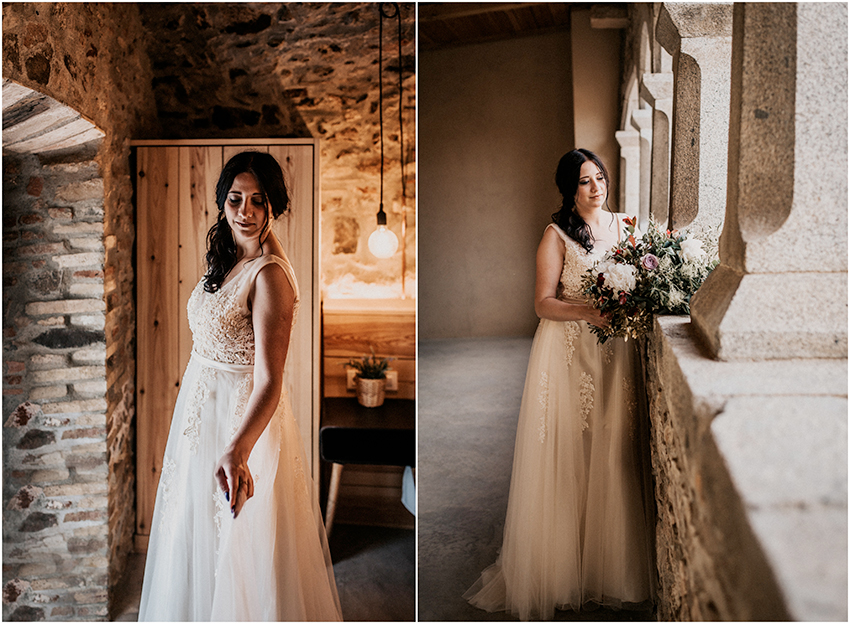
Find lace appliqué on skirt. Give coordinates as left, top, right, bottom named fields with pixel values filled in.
left=602, top=342, right=614, bottom=365
left=158, top=456, right=177, bottom=536
left=183, top=365, right=217, bottom=454
left=579, top=372, right=595, bottom=432
left=229, top=373, right=254, bottom=440
left=563, top=322, right=580, bottom=366
left=537, top=372, right=550, bottom=443
left=623, top=377, right=637, bottom=441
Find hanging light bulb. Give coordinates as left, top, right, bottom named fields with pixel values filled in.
left=368, top=3, right=401, bottom=261
left=368, top=205, right=398, bottom=258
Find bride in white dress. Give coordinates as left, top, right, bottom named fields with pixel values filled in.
left=139, top=152, right=342, bottom=621
left=464, top=149, right=655, bottom=620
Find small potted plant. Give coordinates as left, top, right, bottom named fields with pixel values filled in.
left=345, top=349, right=394, bottom=407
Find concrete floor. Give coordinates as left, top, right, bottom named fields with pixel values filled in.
left=110, top=523, right=414, bottom=621
left=418, top=337, right=654, bottom=621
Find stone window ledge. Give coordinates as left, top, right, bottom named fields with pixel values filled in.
left=648, top=315, right=847, bottom=621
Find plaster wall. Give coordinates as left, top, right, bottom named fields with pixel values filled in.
left=418, top=31, right=574, bottom=339
left=571, top=7, right=622, bottom=203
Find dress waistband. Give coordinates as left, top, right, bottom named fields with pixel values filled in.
left=192, top=351, right=254, bottom=373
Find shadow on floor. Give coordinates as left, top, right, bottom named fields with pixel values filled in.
left=329, top=523, right=416, bottom=621
left=110, top=524, right=415, bottom=621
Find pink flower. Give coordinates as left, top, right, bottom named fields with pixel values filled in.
left=641, top=253, right=659, bottom=270
left=619, top=292, right=628, bottom=305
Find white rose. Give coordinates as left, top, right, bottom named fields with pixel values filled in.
left=679, top=238, right=706, bottom=262
left=595, top=258, right=614, bottom=276
left=604, top=263, right=637, bottom=293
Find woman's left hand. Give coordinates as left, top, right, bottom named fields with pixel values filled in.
left=214, top=446, right=254, bottom=518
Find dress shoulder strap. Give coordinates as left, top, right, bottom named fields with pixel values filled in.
left=545, top=222, right=571, bottom=245
left=236, top=253, right=301, bottom=323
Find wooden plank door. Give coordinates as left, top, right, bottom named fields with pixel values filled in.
left=135, top=147, right=180, bottom=546
left=177, top=146, right=221, bottom=375
left=135, top=142, right=319, bottom=549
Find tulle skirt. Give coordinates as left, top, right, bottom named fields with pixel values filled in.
left=139, top=353, right=342, bottom=621
left=464, top=319, right=655, bottom=620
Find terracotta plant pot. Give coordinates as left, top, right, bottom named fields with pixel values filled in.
left=356, top=377, right=386, bottom=408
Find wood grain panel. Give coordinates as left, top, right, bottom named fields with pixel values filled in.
left=341, top=466, right=404, bottom=488
left=177, top=146, right=221, bottom=374
left=323, top=312, right=416, bottom=358
left=136, top=146, right=180, bottom=537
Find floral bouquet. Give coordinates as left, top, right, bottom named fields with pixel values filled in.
left=581, top=216, right=718, bottom=343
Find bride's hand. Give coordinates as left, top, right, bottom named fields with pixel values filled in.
left=214, top=447, right=254, bottom=519
left=585, top=305, right=610, bottom=329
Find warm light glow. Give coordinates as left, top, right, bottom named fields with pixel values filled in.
left=368, top=225, right=399, bottom=258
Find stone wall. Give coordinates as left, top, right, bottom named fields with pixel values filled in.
left=643, top=317, right=847, bottom=621
left=137, top=3, right=416, bottom=298
left=2, top=3, right=159, bottom=619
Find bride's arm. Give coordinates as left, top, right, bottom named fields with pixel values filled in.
left=214, top=263, right=295, bottom=518
left=534, top=227, right=609, bottom=328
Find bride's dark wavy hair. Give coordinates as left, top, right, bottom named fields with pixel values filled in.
left=203, top=151, right=290, bottom=293
left=552, top=148, right=613, bottom=253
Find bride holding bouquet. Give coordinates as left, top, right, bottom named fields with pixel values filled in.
left=464, top=148, right=656, bottom=619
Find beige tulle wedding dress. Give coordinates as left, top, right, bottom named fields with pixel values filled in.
left=464, top=219, right=655, bottom=620
left=139, top=253, right=342, bottom=621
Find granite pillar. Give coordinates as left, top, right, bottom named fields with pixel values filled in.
left=615, top=128, right=641, bottom=219
left=630, top=108, right=653, bottom=228
left=640, top=72, right=674, bottom=225
left=690, top=3, right=848, bottom=360
left=656, top=3, right=733, bottom=237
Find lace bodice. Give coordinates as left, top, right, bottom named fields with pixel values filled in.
left=187, top=254, right=300, bottom=365
left=547, top=219, right=622, bottom=301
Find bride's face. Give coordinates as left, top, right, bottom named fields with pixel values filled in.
left=225, top=172, right=270, bottom=245
left=574, top=161, right=607, bottom=213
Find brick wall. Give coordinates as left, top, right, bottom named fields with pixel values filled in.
left=3, top=147, right=110, bottom=620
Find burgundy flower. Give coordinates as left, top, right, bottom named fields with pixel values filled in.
left=641, top=253, right=659, bottom=270
left=618, top=292, right=628, bottom=305
left=596, top=273, right=605, bottom=287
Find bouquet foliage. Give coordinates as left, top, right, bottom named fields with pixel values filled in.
left=581, top=217, right=718, bottom=343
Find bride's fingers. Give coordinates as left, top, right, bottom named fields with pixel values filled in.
left=233, top=484, right=249, bottom=518
left=246, top=474, right=254, bottom=499
left=215, top=466, right=230, bottom=502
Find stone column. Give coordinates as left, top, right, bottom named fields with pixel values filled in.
left=656, top=3, right=733, bottom=237
left=640, top=72, right=674, bottom=225
left=615, top=128, right=640, bottom=219
left=690, top=3, right=848, bottom=360
left=630, top=108, right=653, bottom=228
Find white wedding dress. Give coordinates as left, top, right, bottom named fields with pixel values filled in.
left=464, top=218, right=655, bottom=620
left=139, top=253, right=342, bottom=621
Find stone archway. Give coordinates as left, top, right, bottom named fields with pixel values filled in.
left=2, top=79, right=114, bottom=620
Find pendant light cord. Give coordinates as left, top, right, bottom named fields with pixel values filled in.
left=378, top=3, right=403, bottom=217
left=378, top=5, right=385, bottom=212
